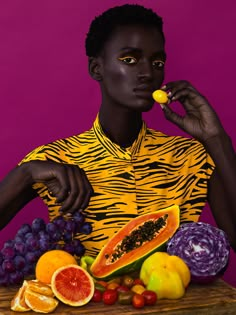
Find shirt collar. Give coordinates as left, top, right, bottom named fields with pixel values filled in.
left=93, top=115, right=147, bottom=160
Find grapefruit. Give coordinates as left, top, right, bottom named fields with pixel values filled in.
left=35, top=249, right=77, bottom=284
left=51, top=264, right=95, bottom=306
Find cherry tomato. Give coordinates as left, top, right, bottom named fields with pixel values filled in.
left=107, top=282, right=120, bottom=290
left=142, top=290, right=157, bottom=306
left=91, top=289, right=103, bottom=303
left=133, top=278, right=145, bottom=286
left=117, top=285, right=130, bottom=293
left=95, top=282, right=106, bottom=292
left=132, top=293, right=145, bottom=309
left=122, top=275, right=134, bottom=288
left=131, top=284, right=146, bottom=295
left=108, top=277, right=122, bottom=285
left=102, top=289, right=118, bottom=305
left=118, top=291, right=134, bottom=305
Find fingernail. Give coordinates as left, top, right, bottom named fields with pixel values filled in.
left=160, top=104, right=165, bottom=109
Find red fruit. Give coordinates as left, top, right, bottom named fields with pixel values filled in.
left=133, top=278, right=145, bottom=286
left=103, top=289, right=118, bottom=305
left=92, top=289, right=103, bottom=303
left=107, top=282, right=120, bottom=290
left=117, top=285, right=130, bottom=293
left=122, top=275, right=134, bottom=288
left=142, top=290, right=157, bottom=306
left=132, top=293, right=145, bottom=309
left=51, top=264, right=94, bottom=306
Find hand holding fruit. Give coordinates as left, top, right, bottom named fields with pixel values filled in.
left=26, top=160, right=93, bottom=214
left=156, top=81, right=226, bottom=144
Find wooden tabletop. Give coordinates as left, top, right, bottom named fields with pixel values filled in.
left=0, top=279, right=236, bottom=315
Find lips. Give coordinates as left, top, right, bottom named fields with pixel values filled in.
left=133, top=86, right=154, bottom=99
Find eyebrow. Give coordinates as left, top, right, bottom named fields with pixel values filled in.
left=119, top=47, right=166, bottom=59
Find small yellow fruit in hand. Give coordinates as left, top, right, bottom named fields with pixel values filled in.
left=152, top=89, right=168, bottom=104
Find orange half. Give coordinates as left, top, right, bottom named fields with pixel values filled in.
left=51, top=264, right=94, bottom=306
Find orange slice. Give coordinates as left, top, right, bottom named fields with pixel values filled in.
left=24, top=287, right=58, bottom=313
left=51, top=264, right=94, bottom=306
left=10, top=280, right=31, bottom=312
left=27, top=280, right=54, bottom=297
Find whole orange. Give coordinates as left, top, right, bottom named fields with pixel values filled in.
left=35, top=250, right=77, bottom=284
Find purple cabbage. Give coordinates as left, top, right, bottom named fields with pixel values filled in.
left=167, top=222, right=230, bottom=283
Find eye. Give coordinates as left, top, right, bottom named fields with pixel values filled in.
left=118, top=56, right=137, bottom=64
left=152, top=60, right=165, bottom=69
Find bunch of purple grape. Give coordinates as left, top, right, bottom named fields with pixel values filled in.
left=0, top=212, right=92, bottom=286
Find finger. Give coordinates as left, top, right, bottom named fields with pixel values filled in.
left=77, top=169, right=94, bottom=210
left=67, top=168, right=93, bottom=213
left=162, top=81, right=197, bottom=100
left=59, top=166, right=79, bottom=213
left=162, top=80, right=195, bottom=92
left=171, top=87, right=197, bottom=103
left=161, top=104, right=186, bottom=130
left=52, top=165, right=71, bottom=203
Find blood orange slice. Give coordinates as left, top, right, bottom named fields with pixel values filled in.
left=51, top=264, right=94, bottom=306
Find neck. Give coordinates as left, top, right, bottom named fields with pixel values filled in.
left=98, top=107, right=143, bottom=148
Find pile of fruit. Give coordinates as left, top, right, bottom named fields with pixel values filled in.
left=1, top=205, right=231, bottom=313
left=92, top=275, right=158, bottom=308
left=11, top=250, right=94, bottom=312
left=0, top=214, right=92, bottom=286
left=10, top=249, right=159, bottom=313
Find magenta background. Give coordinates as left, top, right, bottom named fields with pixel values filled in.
left=0, top=0, right=235, bottom=286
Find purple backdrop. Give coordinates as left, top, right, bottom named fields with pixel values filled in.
left=0, top=0, right=235, bottom=286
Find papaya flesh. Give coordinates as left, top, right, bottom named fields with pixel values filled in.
left=90, top=205, right=180, bottom=280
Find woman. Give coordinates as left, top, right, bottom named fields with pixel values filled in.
left=0, top=4, right=235, bottom=256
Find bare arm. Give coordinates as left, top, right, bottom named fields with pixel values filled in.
left=0, top=163, right=37, bottom=229
left=161, top=81, right=236, bottom=251
left=0, top=160, right=93, bottom=230
left=206, top=134, right=236, bottom=250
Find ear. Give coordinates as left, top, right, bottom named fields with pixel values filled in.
left=88, top=57, right=103, bottom=81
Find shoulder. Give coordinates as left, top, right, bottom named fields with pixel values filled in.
left=146, top=127, right=204, bottom=150
left=145, top=127, right=214, bottom=170
left=19, top=127, right=95, bottom=164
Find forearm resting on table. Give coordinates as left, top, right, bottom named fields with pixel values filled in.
left=0, top=163, right=37, bottom=230
left=206, top=133, right=236, bottom=250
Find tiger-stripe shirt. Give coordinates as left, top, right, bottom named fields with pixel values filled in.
left=20, top=115, right=215, bottom=256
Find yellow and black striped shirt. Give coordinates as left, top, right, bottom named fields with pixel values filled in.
left=20, top=115, right=215, bottom=256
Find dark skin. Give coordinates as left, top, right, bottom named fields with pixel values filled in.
left=0, top=24, right=236, bottom=250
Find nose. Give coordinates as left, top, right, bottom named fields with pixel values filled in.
left=137, top=60, right=153, bottom=82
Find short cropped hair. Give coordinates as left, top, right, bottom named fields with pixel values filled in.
left=85, top=4, right=164, bottom=57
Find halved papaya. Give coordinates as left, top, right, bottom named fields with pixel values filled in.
left=90, top=205, right=180, bottom=280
